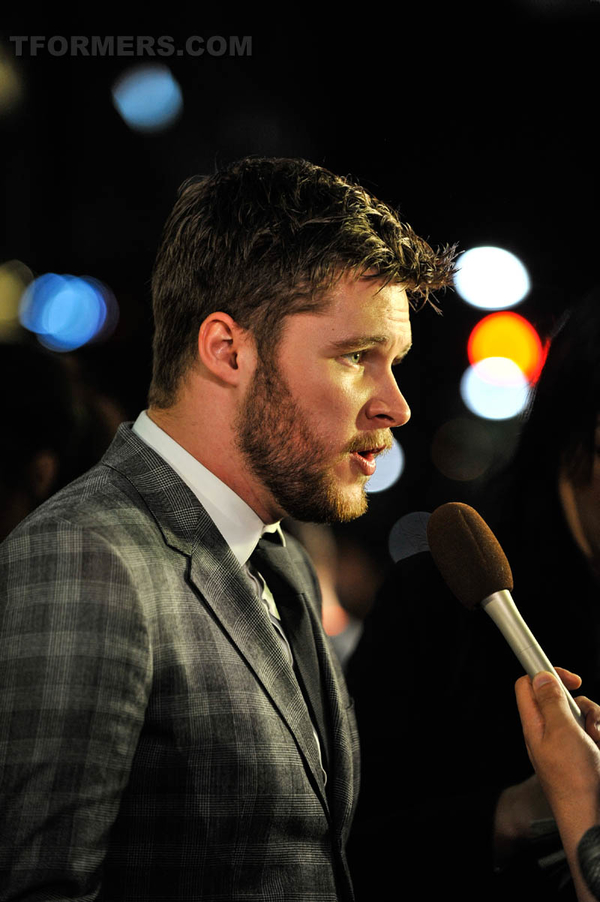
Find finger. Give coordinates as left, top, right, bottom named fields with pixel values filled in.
left=575, top=696, right=600, bottom=744
left=515, top=674, right=545, bottom=747
left=529, top=671, right=573, bottom=733
left=554, top=666, right=582, bottom=690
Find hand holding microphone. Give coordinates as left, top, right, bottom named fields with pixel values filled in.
left=426, top=501, right=600, bottom=898
left=426, top=501, right=585, bottom=728
left=516, top=670, right=600, bottom=902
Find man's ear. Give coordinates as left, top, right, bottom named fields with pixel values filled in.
left=197, top=312, right=255, bottom=385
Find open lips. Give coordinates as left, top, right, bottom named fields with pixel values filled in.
left=349, top=445, right=387, bottom=476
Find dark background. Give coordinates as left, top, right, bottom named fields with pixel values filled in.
left=1, top=1, right=599, bottom=568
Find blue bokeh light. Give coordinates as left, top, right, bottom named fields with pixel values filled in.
left=112, top=64, right=183, bottom=132
left=19, top=273, right=117, bottom=351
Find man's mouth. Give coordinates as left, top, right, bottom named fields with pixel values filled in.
left=349, top=445, right=387, bottom=477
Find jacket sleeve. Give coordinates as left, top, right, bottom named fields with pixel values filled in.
left=0, top=517, right=152, bottom=901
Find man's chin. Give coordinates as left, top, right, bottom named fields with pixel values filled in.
left=324, top=482, right=369, bottom=523
left=277, top=481, right=368, bottom=525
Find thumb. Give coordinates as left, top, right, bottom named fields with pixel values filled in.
left=531, top=671, right=571, bottom=729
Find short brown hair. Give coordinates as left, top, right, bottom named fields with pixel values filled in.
left=149, top=157, right=456, bottom=407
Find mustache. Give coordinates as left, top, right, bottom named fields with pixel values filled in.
left=344, top=432, right=394, bottom=455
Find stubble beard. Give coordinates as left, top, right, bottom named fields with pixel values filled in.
left=235, top=360, right=369, bottom=524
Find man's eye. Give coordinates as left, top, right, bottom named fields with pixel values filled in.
left=344, top=351, right=364, bottom=364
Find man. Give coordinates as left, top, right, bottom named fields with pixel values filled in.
left=0, top=157, right=455, bottom=900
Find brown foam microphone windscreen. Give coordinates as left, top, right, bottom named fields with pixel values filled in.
left=426, top=502, right=514, bottom=610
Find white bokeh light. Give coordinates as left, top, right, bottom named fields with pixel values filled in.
left=366, top=438, right=405, bottom=493
left=454, top=246, right=530, bottom=309
left=460, top=358, right=531, bottom=420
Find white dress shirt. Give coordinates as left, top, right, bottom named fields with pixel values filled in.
left=133, top=410, right=284, bottom=567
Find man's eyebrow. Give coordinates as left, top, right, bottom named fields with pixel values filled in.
left=328, top=334, right=412, bottom=363
left=329, top=334, right=390, bottom=352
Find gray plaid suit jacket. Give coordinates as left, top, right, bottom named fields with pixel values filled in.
left=0, top=423, right=360, bottom=901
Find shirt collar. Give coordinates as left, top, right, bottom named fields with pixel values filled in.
left=132, top=411, right=284, bottom=566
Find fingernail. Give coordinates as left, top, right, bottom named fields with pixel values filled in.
left=533, top=671, right=555, bottom=688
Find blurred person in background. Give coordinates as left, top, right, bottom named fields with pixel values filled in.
left=285, top=521, right=378, bottom=666
left=0, top=342, right=123, bottom=540
left=346, top=290, right=600, bottom=901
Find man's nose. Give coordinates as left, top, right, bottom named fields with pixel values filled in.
left=365, top=376, right=411, bottom=428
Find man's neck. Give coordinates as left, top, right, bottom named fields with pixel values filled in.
left=146, top=405, right=283, bottom=526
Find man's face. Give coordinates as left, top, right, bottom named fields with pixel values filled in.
left=236, top=275, right=412, bottom=523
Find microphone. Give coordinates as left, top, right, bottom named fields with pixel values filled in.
left=426, top=501, right=584, bottom=727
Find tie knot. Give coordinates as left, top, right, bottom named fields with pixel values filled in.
left=256, top=528, right=285, bottom=550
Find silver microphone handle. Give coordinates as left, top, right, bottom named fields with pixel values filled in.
left=481, top=589, right=585, bottom=728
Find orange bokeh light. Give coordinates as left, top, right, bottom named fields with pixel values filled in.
left=467, top=312, right=546, bottom=383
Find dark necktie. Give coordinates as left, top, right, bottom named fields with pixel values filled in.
left=250, top=534, right=332, bottom=779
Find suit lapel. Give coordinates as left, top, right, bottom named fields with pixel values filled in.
left=308, top=604, right=359, bottom=839
left=187, top=542, right=330, bottom=811
left=102, top=424, right=331, bottom=813
left=191, top=533, right=357, bottom=839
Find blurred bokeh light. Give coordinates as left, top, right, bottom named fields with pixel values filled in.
left=19, top=273, right=118, bottom=352
left=0, top=260, right=33, bottom=338
left=112, top=64, right=183, bottom=132
left=454, top=246, right=530, bottom=310
left=0, top=45, right=23, bottom=115
left=467, top=311, right=545, bottom=382
left=431, top=417, right=496, bottom=481
left=460, top=357, right=531, bottom=420
left=366, top=438, right=405, bottom=493
left=388, top=511, right=431, bottom=562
